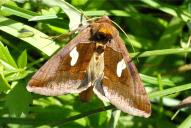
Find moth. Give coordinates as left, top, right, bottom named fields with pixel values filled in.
left=27, top=16, right=151, bottom=118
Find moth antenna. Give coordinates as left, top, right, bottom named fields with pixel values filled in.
left=49, top=14, right=97, bottom=41
left=86, top=16, right=101, bottom=23
left=111, top=20, right=139, bottom=63
left=46, top=24, right=89, bottom=41
left=79, top=10, right=91, bottom=21
left=79, top=10, right=100, bottom=24
left=130, top=52, right=143, bottom=62
left=79, top=10, right=89, bottom=27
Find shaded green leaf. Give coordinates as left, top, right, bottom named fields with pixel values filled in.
left=142, top=17, right=185, bottom=73
left=5, top=82, right=32, bottom=117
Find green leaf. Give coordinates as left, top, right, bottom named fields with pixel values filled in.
left=149, top=83, right=191, bottom=99
left=29, top=15, right=58, bottom=21
left=130, top=48, right=191, bottom=58
left=140, top=74, right=175, bottom=86
left=5, top=82, right=32, bottom=117
left=17, top=50, right=27, bottom=68
left=0, top=42, right=30, bottom=81
left=0, top=0, right=18, bottom=16
left=142, top=17, right=185, bottom=74
left=0, top=65, right=11, bottom=92
left=84, top=10, right=131, bottom=17
left=72, top=0, right=88, bottom=6
left=178, top=114, right=191, bottom=128
left=0, top=4, right=38, bottom=19
left=0, top=74, right=10, bottom=92
left=0, top=41, right=17, bottom=70
left=41, top=0, right=88, bottom=30
left=5, top=69, right=31, bottom=82
left=0, top=16, right=60, bottom=56
left=41, top=6, right=61, bottom=15
left=109, top=110, right=121, bottom=128
left=140, top=0, right=191, bottom=22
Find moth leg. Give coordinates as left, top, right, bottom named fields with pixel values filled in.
left=79, top=86, right=94, bottom=102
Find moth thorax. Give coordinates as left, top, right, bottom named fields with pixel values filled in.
left=91, top=27, right=113, bottom=43
left=94, top=32, right=112, bottom=43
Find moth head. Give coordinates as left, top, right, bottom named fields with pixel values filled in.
left=90, top=20, right=118, bottom=44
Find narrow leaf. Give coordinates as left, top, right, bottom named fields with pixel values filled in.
left=17, top=50, right=27, bottom=68
left=0, top=16, right=60, bottom=56
left=0, top=65, right=10, bottom=92
left=178, top=114, right=191, bottom=128
left=0, top=4, right=38, bottom=19
left=0, top=41, right=17, bottom=69
left=149, top=83, right=191, bottom=99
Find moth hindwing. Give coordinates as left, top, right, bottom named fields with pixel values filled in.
left=27, top=16, right=151, bottom=118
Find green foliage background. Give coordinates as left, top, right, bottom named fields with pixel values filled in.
left=0, top=0, right=191, bottom=127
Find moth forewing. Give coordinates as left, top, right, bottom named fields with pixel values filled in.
left=100, top=34, right=151, bottom=117
left=26, top=28, right=95, bottom=96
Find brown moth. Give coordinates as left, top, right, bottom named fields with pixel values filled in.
left=27, top=16, right=151, bottom=118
